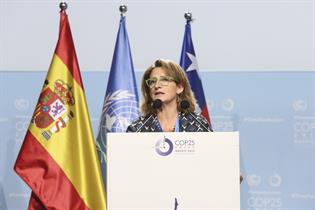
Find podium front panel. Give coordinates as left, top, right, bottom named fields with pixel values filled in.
left=106, top=132, right=240, bottom=210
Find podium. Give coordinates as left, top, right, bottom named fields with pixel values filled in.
left=106, top=132, right=240, bottom=210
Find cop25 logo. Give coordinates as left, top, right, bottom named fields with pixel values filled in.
left=155, top=137, right=174, bottom=156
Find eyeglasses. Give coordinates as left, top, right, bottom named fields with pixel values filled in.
left=145, top=76, right=177, bottom=88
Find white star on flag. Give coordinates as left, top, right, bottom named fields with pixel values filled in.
left=186, top=52, right=200, bottom=78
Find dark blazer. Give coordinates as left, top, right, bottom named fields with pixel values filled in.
left=126, top=112, right=212, bottom=132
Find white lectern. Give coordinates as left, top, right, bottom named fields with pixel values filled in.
left=107, top=132, right=240, bottom=210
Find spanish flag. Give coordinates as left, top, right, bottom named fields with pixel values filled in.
left=14, top=9, right=106, bottom=210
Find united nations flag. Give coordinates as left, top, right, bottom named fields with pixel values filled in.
left=96, top=14, right=140, bottom=189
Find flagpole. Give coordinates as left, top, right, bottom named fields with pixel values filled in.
left=59, top=1, right=68, bottom=11
left=184, top=12, right=193, bottom=23
left=119, top=4, right=127, bottom=16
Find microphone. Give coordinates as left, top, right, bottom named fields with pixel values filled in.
left=180, top=100, right=212, bottom=132
left=136, top=99, right=162, bottom=132
left=152, top=99, right=163, bottom=110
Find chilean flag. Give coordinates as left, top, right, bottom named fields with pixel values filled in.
left=180, top=22, right=212, bottom=130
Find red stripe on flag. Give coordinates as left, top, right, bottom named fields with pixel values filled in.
left=55, top=12, right=84, bottom=89
left=14, top=131, right=89, bottom=210
left=201, top=106, right=210, bottom=123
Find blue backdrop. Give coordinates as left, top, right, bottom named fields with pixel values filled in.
left=0, top=71, right=314, bottom=210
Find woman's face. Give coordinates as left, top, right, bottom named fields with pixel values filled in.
left=147, top=67, right=183, bottom=105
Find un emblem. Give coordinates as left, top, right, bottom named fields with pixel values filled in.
left=102, top=90, right=139, bottom=132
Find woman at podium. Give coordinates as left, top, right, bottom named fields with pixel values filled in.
left=127, top=59, right=212, bottom=133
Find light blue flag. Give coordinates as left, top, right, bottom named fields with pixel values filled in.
left=96, top=15, right=140, bottom=188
